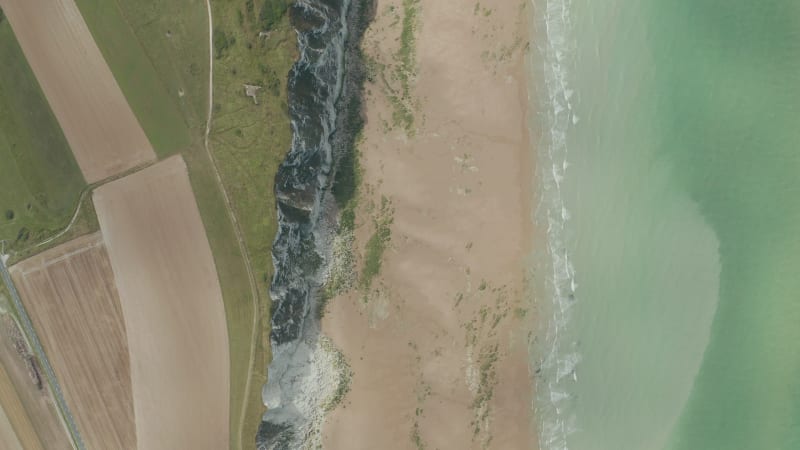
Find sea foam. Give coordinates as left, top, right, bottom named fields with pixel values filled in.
left=530, top=0, right=581, bottom=448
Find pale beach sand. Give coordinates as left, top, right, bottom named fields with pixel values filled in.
left=322, top=0, right=537, bottom=448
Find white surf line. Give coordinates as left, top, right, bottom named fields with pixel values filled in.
left=0, top=256, right=85, bottom=450
left=202, top=1, right=262, bottom=448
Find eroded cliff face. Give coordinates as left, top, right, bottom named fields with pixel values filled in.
left=258, top=0, right=373, bottom=448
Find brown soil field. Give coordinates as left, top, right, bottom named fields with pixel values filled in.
left=0, top=366, right=24, bottom=450
left=323, top=0, right=536, bottom=448
left=93, top=155, right=229, bottom=450
left=0, top=400, right=23, bottom=450
left=0, top=313, right=71, bottom=450
left=10, top=232, right=136, bottom=450
left=0, top=361, right=39, bottom=450
left=0, top=0, right=155, bottom=183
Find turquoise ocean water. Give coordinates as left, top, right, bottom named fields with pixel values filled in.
left=531, top=1, right=800, bottom=449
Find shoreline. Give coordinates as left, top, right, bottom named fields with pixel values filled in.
left=321, top=0, right=538, bottom=448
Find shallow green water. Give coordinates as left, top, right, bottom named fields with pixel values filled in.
left=533, top=1, right=800, bottom=449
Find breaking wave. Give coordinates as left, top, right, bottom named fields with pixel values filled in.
left=530, top=0, right=581, bottom=449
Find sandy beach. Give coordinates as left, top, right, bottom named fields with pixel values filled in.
left=322, top=0, right=536, bottom=448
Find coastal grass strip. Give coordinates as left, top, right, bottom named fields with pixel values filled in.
left=208, top=1, right=296, bottom=448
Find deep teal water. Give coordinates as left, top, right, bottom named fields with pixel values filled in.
left=532, top=1, right=800, bottom=449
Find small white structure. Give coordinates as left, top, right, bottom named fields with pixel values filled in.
left=244, top=84, right=262, bottom=105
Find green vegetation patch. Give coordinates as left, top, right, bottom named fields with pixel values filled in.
left=256, top=0, right=291, bottom=31
left=213, top=28, right=235, bottom=59
left=397, top=0, right=420, bottom=96
left=392, top=0, right=420, bottom=133
left=0, top=21, right=87, bottom=255
left=9, top=192, right=99, bottom=265
left=361, top=196, right=394, bottom=290
left=371, top=0, right=419, bottom=134
left=332, top=139, right=362, bottom=221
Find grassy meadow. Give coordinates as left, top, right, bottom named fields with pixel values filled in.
left=0, top=20, right=87, bottom=256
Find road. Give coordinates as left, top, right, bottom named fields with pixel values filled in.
left=0, top=255, right=85, bottom=450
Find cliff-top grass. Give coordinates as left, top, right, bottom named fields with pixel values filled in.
left=209, top=0, right=296, bottom=446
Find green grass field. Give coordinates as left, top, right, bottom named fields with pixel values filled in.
left=0, top=20, right=87, bottom=256
left=73, top=1, right=296, bottom=448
